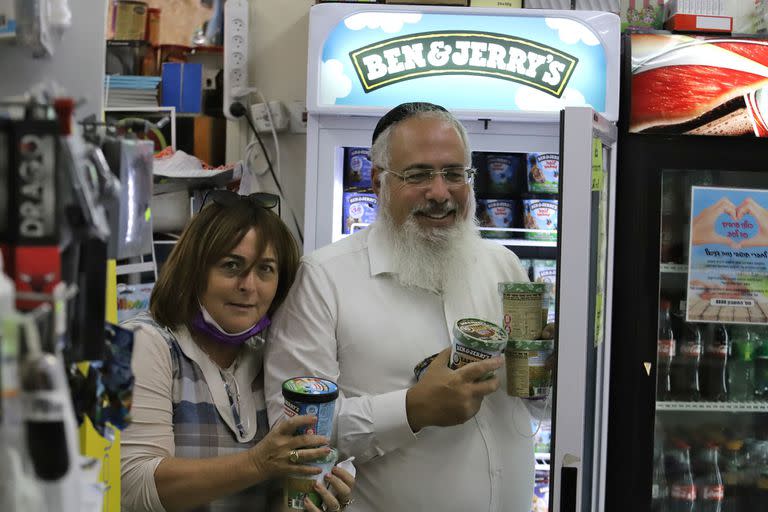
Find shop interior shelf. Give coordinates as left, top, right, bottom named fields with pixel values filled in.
left=656, top=400, right=768, bottom=412
left=659, top=263, right=688, bottom=274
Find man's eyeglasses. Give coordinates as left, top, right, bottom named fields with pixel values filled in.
left=383, top=167, right=476, bottom=189
left=202, top=190, right=281, bottom=217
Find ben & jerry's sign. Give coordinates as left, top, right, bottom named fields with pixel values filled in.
left=350, top=31, right=578, bottom=97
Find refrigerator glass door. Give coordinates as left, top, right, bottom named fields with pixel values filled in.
left=654, top=169, right=768, bottom=511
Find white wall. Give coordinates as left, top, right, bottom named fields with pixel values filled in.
left=226, top=0, right=314, bottom=246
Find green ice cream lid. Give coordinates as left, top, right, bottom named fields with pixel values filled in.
left=453, top=318, right=508, bottom=349
left=498, top=282, right=547, bottom=294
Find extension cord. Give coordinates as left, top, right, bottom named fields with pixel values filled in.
left=223, top=0, right=249, bottom=120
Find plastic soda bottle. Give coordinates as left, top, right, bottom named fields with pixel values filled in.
left=672, top=321, right=702, bottom=401
left=728, top=326, right=755, bottom=401
left=697, top=443, right=724, bottom=512
left=701, top=324, right=729, bottom=401
left=658, top=299, right=676, bottom=401
left=669, top=440, right=697, bottom=512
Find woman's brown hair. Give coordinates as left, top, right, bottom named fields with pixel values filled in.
left=150, top=201, right=300, bottom=329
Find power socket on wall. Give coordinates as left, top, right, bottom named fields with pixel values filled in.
left=223, top=0, right=249, bottom=120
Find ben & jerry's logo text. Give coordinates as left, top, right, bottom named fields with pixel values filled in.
left=349, top=31, right=579, bottom=97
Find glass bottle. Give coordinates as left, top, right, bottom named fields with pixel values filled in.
left=701, top=324, right=729, bottom=401
left=728, top=326, right=755, bottom=401
left=658, top=299, right=676, bottom=401
left=672, top=321, right=702, bottom=401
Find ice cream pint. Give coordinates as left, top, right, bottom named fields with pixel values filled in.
left=449, top=318, right=508, bottom=377
left=486, top=154, right=523, bottom=194
left=341, top=192, right=377, bottom=234
left=506, top=340, right=555, bottom=399
left=499, top=282, right=548, bottom=340
left=522, top=198, right=558, bottom=241
left=281, top=377, right=339, bottom=438
left=283, top=448, right=339, bottom=510
left=477, top=199, right=518, bottom=239
left=532, top=260, right=557, bottom=323
left=344, top=147, right=372, bottom=189
left=526, top=153, right=559, bottom=194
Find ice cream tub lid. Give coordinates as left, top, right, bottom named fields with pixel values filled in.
left=498, top=282, right=547, bottom=294
left=506, top=339, right=555, bottom=352
left=453, top=318, right=508, bottom=349
left=282, top=377, right=339, bottom=404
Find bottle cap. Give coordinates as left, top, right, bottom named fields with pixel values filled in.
left=725, top=440, right=744, bottom=451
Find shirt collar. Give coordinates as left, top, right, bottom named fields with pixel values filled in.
left=368, top=222, right=395, bottom=276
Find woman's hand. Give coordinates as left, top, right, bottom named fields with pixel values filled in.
left=248, top=415, right=330, bottom=481
left=303, top=465, right=356, bottom=512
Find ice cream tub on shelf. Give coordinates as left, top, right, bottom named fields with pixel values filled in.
left=344, top=147, right=372, bottom=189
left=477, top=199, right=518, bottom=239
left=522, top=197, right=558, bottom=241
left=532, top=259, right=557, bottom=324
left=486, top=153, right=524, bottom=194
left=342, top=191, right=377, bottom=234
left=526, top=153, right=559, bottom=194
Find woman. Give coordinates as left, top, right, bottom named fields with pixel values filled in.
left=121, top=191, right=354, bottom=512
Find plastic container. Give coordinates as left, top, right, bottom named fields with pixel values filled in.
left=486, top=153, right=525, bottom=194
left=344, top=147, right=372, bottom=189
left=499, top=282, right=548, bottom=340
left=449, top=318, right=508, bottom=378
left=526, top=153, right=559, bottom=194
left=522, top=197, right=558, bottom=241
left=341, top=191, right=377, bottom=234
left=283, top=448, right=338, bottom=510
left=505, top=339, right=555, bottom=399
left=281, top=377, right=339, bottom=438
left=477, top=199, right=518, bottom=239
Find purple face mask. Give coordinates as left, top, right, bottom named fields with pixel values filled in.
left=191, top=306, right=271, bottom=346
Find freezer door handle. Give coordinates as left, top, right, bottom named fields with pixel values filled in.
left=560, top=466, right=578, bottom=512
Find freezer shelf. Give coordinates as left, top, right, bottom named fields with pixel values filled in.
left=657, top=401, right=768, bottom=412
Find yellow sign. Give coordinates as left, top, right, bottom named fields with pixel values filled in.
left=591, top=137, right=603, bottom=192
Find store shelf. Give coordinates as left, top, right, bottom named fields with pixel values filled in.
left=656, top=400, right=768, bottom=412
left=488, top=238, right=557, bottom=248
left=660, top=263, right=688, bottom=274
left=535, top=452, right=550, bottom=471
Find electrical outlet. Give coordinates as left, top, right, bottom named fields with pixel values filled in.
left=223, top=0, right=249, bottom=120
left=251, top=101, right=289, bottom=133
left=287, top=100, right=307, bottom=134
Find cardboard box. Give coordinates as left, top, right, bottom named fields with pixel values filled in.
left=161, top=62, right=202, bottom=114
left=665, top=12, right=733, bottom=32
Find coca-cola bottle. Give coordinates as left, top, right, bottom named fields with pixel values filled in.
left=698, top=443, right=724, bottom=512
left=658, top=299, right=676, bottom=401
left=701, top=324, right=730, bottom=401
left=669, top=440, right=697, bottom=512
left=653, top=440, right=670, bottom=512
left=672, top=321, right=702, bottom=401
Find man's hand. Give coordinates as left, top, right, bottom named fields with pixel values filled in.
left=405, top=348, right=504, bottom=433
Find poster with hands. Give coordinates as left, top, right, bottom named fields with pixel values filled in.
left=687, top=187, right=768, bottom=324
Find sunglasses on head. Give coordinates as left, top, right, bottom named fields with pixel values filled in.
left=202, top=190, right=281, bottom=217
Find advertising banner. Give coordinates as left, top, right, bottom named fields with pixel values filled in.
left=630, top=34, right=768, bottom=137
left=686, top=186, right=768, bottom=324
left=316, top=11, right=608, bottom=113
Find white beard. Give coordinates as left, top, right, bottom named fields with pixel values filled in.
left=376, top=189, right=481, bottom=294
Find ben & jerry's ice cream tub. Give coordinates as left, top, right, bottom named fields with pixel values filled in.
left=499, top=282, right=547, bottom=340
left=283, top=448, right=338, bottom=510
left=522, top=197, right=558, bottom=241
left=341, top=191, right=377, bottom=234
left=505, top=340, right=555, bottom=399
left=282, top=377, right=339, bottom=438
left=526, top=153, right=559, bottom=194
left=450, top=318, right=508, bottom=377
left=344, top=147, right=372, bottom=189
left=486, top=154, right=524, bottom=194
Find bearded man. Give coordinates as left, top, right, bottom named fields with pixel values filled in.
left=265, top=102, right=535, bottom=512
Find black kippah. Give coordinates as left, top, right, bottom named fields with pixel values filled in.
left=371, top=102, right=448, bottom=145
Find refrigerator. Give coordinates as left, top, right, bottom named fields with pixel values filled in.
left=608, top=33, right=768, bottom=511
left=303, top=4, right=620, bottom=510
